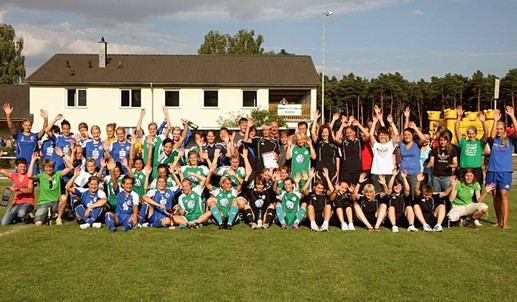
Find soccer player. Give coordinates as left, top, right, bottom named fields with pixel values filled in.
left=353, top=173, right=388, bottom=231
left=302, top=168, right=334, bottom=232
left=65, top=167, right=107, bottom=229
left=274, top=174, right=303, bottom=230
left=386, top=169, right=417, bottom=232
left=330, top=180, right=356, bottom=231
left=104, top=173, right=139, bottom=232
left=174, top=178, right=212, bottom=229
left=138, top=175, right=179, bottom=228
left=205, top=166, right=239, bottom=230
left=3, top=103, right=48, bottom=175
left=414, top=172, right=456, bottom=232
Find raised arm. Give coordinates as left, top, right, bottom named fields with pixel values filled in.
left=45, top=114, right=63, bottom=136
left=414, top=172, right=424, bottom=197
left=311, top=109, right=320, bottom=143
left=55, top=146, right=74, bottom=175
left=409, top=121, right=426, bottom=146
left=322, top=168, right=335, bottom=196
left=505, top=106, right=517, bottom=140
left=387, top=114, right=399, bottom=145
left=334, top=115, right=348, bottom=144
left=369, top=115, right=378, bottom=145
left=352, top=118, right=370, bottom=142
left=135, top=108, right=145, bottom=136
left=478, top=111, right=489, bottom=143
left=455, top=106, right=464, bottom=143
left=403, top=106, right=410, bottom=132
left=162, top=106, right=172, bottom=139
left=243, top=118, right=254, bottom=143
left=37, top=109, right=49, bottom=140
left=302, top=168, right=315, bottom=196
left=440, top=175, right=457, bottom=199
left=65, top=167, right=81, bottom=194
left=490, top=109, right=501, bottom=140
left=27, top=152, right=39, bottom=180
left=2, top=103, right=17, bottom=136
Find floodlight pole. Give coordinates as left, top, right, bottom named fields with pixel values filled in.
left=321, top=11, right=333, bottom=124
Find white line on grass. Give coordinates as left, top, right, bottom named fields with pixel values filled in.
left=0, top=225, right=31, bottom=237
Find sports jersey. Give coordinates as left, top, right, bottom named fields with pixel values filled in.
left=141, top=134, right=166, bottom=165
left=83, top=139, right=105, bottom=169
left=203, top=142, right=228, bottom=167
left=132, top=169, right=147, bottom=198
left=178, top=186, right=205, bottom=221
left=210, top=186, right=239, bottom=216
left=74, top=187, right=107, bottom=208
left=488, top=137, right=516, bottom=172
left=357, top=193, right=384, bottom=215
left=333, top=192, right=353, bottom=209
left=74, top=171, right=103, bottom=191
left=241, top=180, right=275, bottom=212
left=290, top=145, right=311, bottom=179
left=279, top=190, right=302, bottom=216
left=250, top=137, right=281, bottom=170
left=52, top=133, right=75, bottom=171
left=216, top=166, right=245, bottom=188
left=149, top=176, right=178, bottom=191
left=151, top=146, right=178, bottom=179
left=41, top=135, right=59, bottom=163
left=307, top=192, right=329, bottom=212
left=14, top=131, right=39, bottom=174
left=387, top=193, right=408, bottom=215
left=114, top=187, right=140, bottom=217
left=145, top=188, right=176, bottom=217
left=181, top=165, right=209, bottom=188
left=340, top=138, right=363, bottom=174
left=315, top=140, right=339, bottom=173
left=104, top=176, right=123, bottom=210
left=109, top=140, right=132, bottom=173
left=414, top=193, right=442, bottom=213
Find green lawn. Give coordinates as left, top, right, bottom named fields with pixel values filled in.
left=0, top=184, right=516, bottom=301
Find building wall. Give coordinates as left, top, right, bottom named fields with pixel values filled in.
left=29, top=86, right=315, bottom=131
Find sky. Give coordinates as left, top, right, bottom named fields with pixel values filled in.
left=0, top=0, right=516, bottom=82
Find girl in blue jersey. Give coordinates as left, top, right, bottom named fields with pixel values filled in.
left=487, top=107, right=517, bottom=229
left=106, top=127, right=132, bottom=174
left=83, top=125, right=105, bottom=170
left=137, top=175, right=179, bottom=228
left=104, top=174, right=140, bottom=232
left=3, top=103, right=48, bottom=174
left=66, top=167, right=107, bottom=229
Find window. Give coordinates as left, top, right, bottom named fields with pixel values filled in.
left=204, top=90, right=218, bottom=107
left=242, top=91, right=257, bottom=107
left=121, top=89, right=141, bottom=107
left=165, top=91, right=180, bottom=107
left=66, top=89, right=87, bottom=107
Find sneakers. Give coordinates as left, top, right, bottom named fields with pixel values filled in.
left=423, top=224, right=432, bottom=232
left=121, top=227, right=128, bottom=232
left=109, top=227, right=116, bottom=232
left=293, top=221, right=299, bottom=230
left=55, top=218, right=63, bottom=225
left=136, top=223, right=143, bottom=229
left=348, top=222, right=356, bottom=231
left=474, top=219, right=483, bottom=227
left=341, top=222, right=349, bottom=231
left=392, top=226, right=399, bottom=233
left=320, top=225, right=329, bottom=232
left=467, top=220, right=478, bottom=229
left=218, top=224, right=226, bottom=230
left=251, top=223, right=258, bottom=229
left=281, top=222, right=288, bottom=230
left=311, top=226, right=320, bottom=232
left=262, top=223, right=269, bottom=229
left=407, top=225, right=418, bottom=232
left=79, top=223, right=90, bottom=230
left=226, top=224, right=233, bottom=230
left=179, top=224, right=187, bottom=229
left=92, top=222, right=102, bottom=229
left=433, top=224, right=443, bottom=232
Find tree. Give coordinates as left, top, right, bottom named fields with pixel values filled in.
left=0, top=24, right=25, bottom=84
left=216, top=108, right=286, bottom=128
left=198, top=29, right=265, bottom=55
left=501, top=69, right=517, bottom=108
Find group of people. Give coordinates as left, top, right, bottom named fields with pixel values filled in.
left=0, top=102, right=513, bottom=231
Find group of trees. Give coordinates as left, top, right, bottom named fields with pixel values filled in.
left=320, top=69, right=517, bottom=131
left=0, top=24, right=25, bottom=84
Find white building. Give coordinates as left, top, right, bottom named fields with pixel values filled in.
left=26, top=39, right=319, bottom=131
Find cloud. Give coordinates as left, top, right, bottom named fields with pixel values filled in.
left=413, top=9, right=424, bottom=15
left=0, top=0, right=410, bottom=23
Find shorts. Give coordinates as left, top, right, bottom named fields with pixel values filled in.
left=334, top=198, right=353, bottom=209
left=117, top=214, right=131, bottom=226
left=148, top=211, right=168, bottom=224
left=448, top=203, right=488, bottom=222
left=386, top=214, right=409, bottom=228
left=339, top=172, right=362, bottom=185
left=34, top=201, right=58, bottom=223
left=486, top=171, right=512, bottom=191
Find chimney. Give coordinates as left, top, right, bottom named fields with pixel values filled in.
left=99, top=37, right=107, bottom=68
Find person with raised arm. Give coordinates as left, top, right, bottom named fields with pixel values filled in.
left=311, top=109, right=340, bottom=187
left=386, top=169, right=417, bottom=232
left=352, top=173, right=388, bottom=231
left=487, top=106, right=517, bottom=229
left=370, top=112, right=399, bottom=195
left=3, top=103, right=48, bottom=175
left=302, top=167, right=334, bottom=232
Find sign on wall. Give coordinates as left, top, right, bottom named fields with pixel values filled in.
left=278, top=104, right=302, bottom=116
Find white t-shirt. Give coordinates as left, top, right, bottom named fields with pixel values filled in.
left=370, top=141, right=395, bottom=175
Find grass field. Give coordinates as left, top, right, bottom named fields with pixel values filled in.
left=0, top=184, right=516, bottom=302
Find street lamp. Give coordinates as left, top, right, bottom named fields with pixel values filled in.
left=321, top=10, right=333, bottom=124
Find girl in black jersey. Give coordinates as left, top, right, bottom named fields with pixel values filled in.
left=353, top=173, right=388, bottom=231
left=302, top=168, right=334, bottom=231
left=386, top=169, right=417, bottom=232
left=311, top=110, right=340, bottom=187
left=330, top=180, right=356, bottom=231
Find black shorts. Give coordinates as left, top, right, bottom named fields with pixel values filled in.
left=386, top=214, right=409, bottom=228
left=334, top=198, right=353, bottom=210
left=339, top=172, right=362, bottom=185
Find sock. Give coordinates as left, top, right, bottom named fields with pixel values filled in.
left=138, top=203, right=149, bottom=224
left=210, top=206, right=223, bottom=225
left=105, top=213, right=115, bottom=230
left=243, top=208, right=253, bottom=225
left=90, top=207, right=102, bottom=222
left=124, top=220, right=134, bottom=230
left=86, top=218, right=95, bottom=225
left=75, top=205, right=87, bottom=222
left=151, top=219, right=164, bottom=228
left=265, top=208, right=275, bottom=225
left=311, top=221, right=318, bottom=229
left=227, top=205, right=239, bottom=226
left=296, top=207, right=307, bottom=223
left=276, top=204, right=285, bottom=224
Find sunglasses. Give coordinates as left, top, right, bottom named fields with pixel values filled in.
left=49, top=180, right=53, bottom=190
